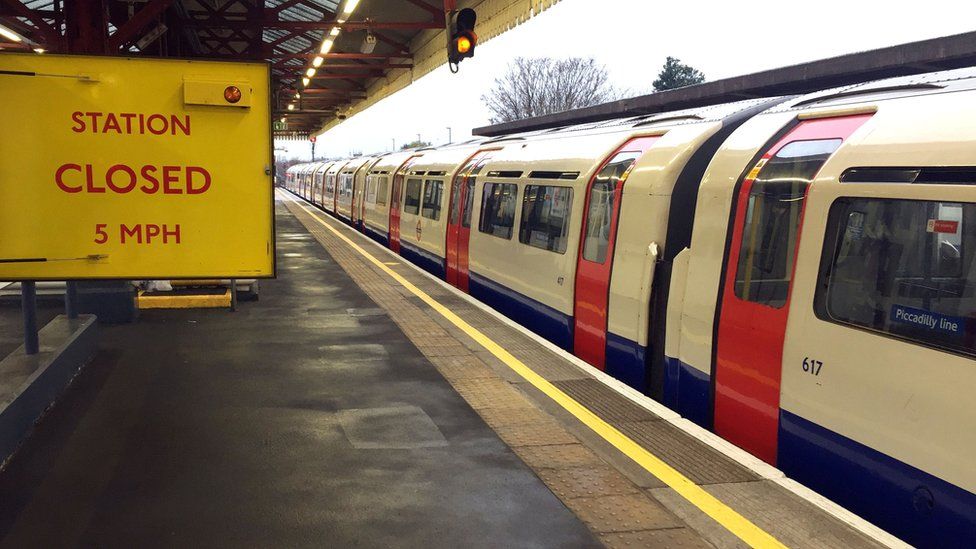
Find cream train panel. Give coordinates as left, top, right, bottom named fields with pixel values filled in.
left=352, top=156, right=381, bottom=227
left=362, top=151, right=418, bottom=244
left=782, top=91, right=976, bottom=495
left=395, top=146, right=481, bottom=275
left=312, top=161, right=332, bottom=207
left=336, top=157, right=372, bottom=221
left=672, top=111, right=797, bottom=415
left=607, top=124, right=721, bottom=350
left=323, top=160, right=346, bottom=212
left=467, top=131, right=635, bottom=327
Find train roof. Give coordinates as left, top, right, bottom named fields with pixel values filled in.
left=765, top=66, right=976, bottom=114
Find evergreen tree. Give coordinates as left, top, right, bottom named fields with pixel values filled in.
left=653, top=57, right=705, bottom=91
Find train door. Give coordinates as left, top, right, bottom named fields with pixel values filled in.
left=446, top=150, right=494, bottom=290
left=389, top=155, right=421, bottom=253
left=714, top=114, right=872, bottom=465
left=573, top=137, right=659, bottom=370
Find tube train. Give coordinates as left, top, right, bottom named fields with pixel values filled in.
left=284, top=68, right=976, bottom=546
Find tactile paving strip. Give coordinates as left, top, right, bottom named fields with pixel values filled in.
left=537, top=466, right=640, bottom=499
left=553, top=379, right=661, bottom=423
left=425, top=355, right=498, bottom=380
left=564, top=493, right=685, bottom=534
left=599, top=528, right=714, bottom=549
left=450, top=378, right=536, bottom=411
left=512, top=444, right=605, bottom=470
left=616, top=420, right=758, bottom=485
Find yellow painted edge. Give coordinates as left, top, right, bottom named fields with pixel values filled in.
left=283, top=191, right=787, bottom=549
left=137, top=290, right=231, bottom=309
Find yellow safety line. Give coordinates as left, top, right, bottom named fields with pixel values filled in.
left=282, top=191, right=786, bottom=548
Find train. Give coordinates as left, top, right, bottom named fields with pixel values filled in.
left=283, top=68, right=976, bottom=546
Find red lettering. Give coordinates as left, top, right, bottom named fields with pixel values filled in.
left=121, top=224, right=141, bottom=244
left=120, top=113, right=136, bottom=134
left=105, top=164, right=137, bottom=193
left=186, top=166, right=211, bottom=195
left=140, top=165, right=160, bottom=193
left=85, top=112, right=101, bottom=131
left=145, top=224, right=161, bottom=243
left=55, top=164, right=82, bottom=193
left=102, top=113, right=121, bottom=134
left=71, top=112, right=85, bottom=133
left=85, top=164, right=104, bottom=193
left=162, top=165, right=182, bottom=194
left=147, top=114, right=167, bottom=135
left=162, top=224, right=181, bottom=244
left=171, top=115, right=190, bottom=136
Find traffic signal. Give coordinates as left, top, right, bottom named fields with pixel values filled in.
left=447, top=8, right=477, bottom=72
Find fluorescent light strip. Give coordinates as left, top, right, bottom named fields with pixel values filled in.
left=0, top=24, right=23, bottom=42
left=342, top=0, right=361, bottom=16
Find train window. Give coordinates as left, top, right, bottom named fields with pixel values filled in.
left=366, top=176, right=377, bottom=204
left=376, top=176, right=389, bottom=206
left=462, top=178, right=476, bottom=228
left=422, top=179, right=443, bottom=220
left=449, top=180, right=462, bottom=225
left=479, top=182, right=518, bottom=239
left=519, top=185, right=573, bottom=253
left=733, top=138, right=842, bottom=308
left=404, top=178, right=422, bottom=214
left=582, top=152, right=640, bottom=263
left=462, top=161, right=490, bottom=228
left=816, top=198, right=976, bottom=356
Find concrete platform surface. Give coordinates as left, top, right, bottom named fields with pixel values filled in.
left=0, top=203, right=598, bottom=548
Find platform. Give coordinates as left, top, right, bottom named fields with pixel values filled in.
left=0, top=195, right=903, bottom=548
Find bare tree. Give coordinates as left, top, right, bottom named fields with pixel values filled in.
left=481, top=57, right=619, bottom=124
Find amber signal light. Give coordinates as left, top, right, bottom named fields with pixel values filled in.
left=457, top=35, right=472, bottom=54
left=224, top=85, right=242, bottom=104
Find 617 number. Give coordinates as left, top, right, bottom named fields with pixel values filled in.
left=802, top=357, right=823, bottom=376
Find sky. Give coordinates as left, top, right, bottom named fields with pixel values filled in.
left=274, top=0, right=975, bottom=160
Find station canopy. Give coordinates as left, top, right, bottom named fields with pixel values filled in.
left=0, top=0, right=562, bottom=138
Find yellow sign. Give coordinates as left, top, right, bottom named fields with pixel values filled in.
left=0, top=53, right=274, bottom=280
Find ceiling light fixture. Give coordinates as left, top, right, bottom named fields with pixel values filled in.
left=342, top=0, right=361, bottom=16
left=0, top=24, right=24, bottom=42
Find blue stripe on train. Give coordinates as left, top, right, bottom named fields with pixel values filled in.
left=468, top=272, right=573, bottom=351
left=779, top=409, right=976, bottom=547
left=663, top=356, right=712, bottom=430
left=605, top=333, right=647, bottom=392
left=363, top=224, right=389, bottom=247
left=399, top=241, right=446, bottom=280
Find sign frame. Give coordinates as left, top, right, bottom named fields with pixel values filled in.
left=0, top=52, right=276, bottom=281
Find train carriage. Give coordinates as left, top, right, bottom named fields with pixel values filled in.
left=336, top=156, right=374, bottom=223
left=361, top=150, right=424, bottom=247
left=669, top=69, right=976, bottom=545
left=388, top=144, right=485, bottom=279
left=350, top=156, right=382, bottom=230
left=309, top=161, right=330, bottom=208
